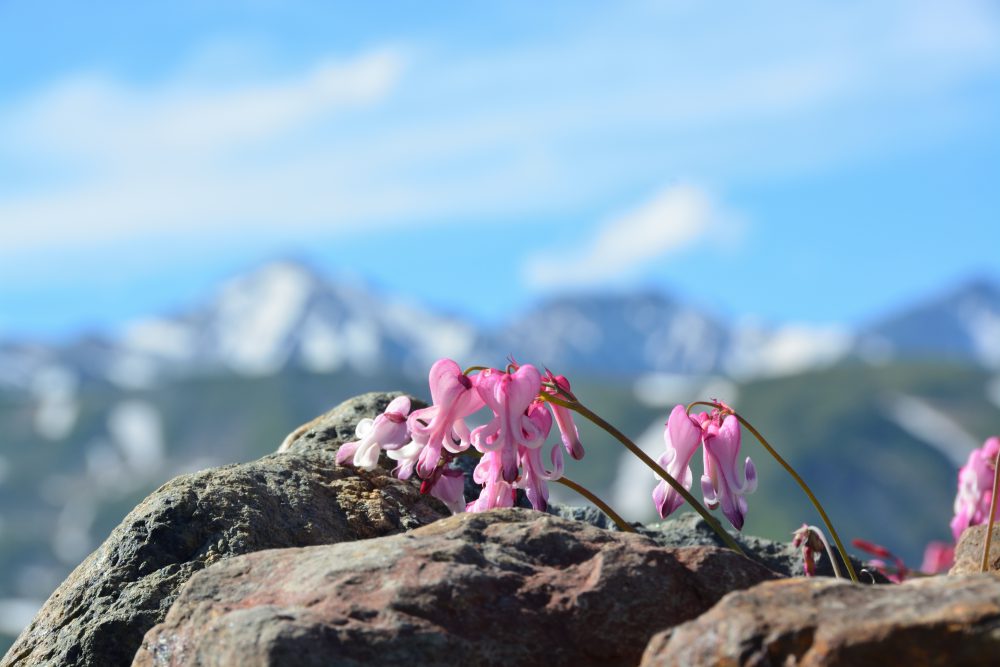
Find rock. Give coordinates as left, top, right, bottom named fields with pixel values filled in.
left=278, top=391, right=426, bottom=456
left=950, top=523, right=1000, bottom=574
left=133, top=509, right=779, bottom=667
left=637, top=512, right=877, bottom=580
left=640, top=574, right=1000, bottom=667
left=2, top=394, right=446, bottom=667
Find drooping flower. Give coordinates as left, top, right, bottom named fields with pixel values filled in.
left=792, top=524, right=819, bottom=577
left=336, top=396, right=412, bottom=470
left=700, top=411, right=757, bottom=531
left=516, top=400, right=559, bottom=511
left=470, top=364, right=543, bottom=482
left=652, top=404, right=703, bottom=519
left=921, top=541, right=955, bottom=575
left=407, top=359, right=485, bottom=479
left=424, top=463, right=467, bottom=514
left=951, top=436, right=1000, bottom=541
left=542, top=369, right=585, bottom=460
left=467, top=453, right=516, bottom=512
left=385, top=438, right=423, bottom=480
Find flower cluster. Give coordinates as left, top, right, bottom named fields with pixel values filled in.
left=652, top=403, right=758, bottom=530
left=336, top=358, right=583, bottom=514
left=951, top=436, right=1000, bottom=541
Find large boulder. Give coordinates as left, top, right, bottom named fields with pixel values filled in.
left=2, top=393, right=445, bottom=667
left=133, top=509, right=779, bottom=667
left=950, top=523, right=1000, bottom=574
left=640, top=575, right=1000, bottom=666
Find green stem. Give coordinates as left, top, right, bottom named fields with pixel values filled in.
left=542, top=395, right=747, bottom=556
left=981, top=445, right=1000, bottom=573
left=688, top=401, right=859, bottom=583
left=556, top=476, right=636, bottom=533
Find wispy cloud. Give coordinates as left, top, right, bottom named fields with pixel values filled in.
left=0, top=0, right=997, bottom=263
left=522, top=183, right=739, bottom=288
left=0, top=49, right=406, bottom=252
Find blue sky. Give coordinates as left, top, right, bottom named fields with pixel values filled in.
left=1, top=1, right=999, bottom=339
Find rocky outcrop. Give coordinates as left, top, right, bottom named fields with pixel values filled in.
left=132, top=509, right=779, bottom=667
left=636, top=512, right=875, bottom=579
left=2, top=393, right=445, bottom=667
left=640, top=574, right=1000, bottom=666
left=950, top=523, right=1000, bottom=574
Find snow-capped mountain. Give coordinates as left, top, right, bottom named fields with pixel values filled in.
left=855, top=279, right=1000, bottom=368
left=474, top=292, right=730, bottom=376
left=0, top=261, right=477, bottom=391
left=1, top=262, right=998, bottom=395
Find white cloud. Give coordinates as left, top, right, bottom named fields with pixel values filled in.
left=6, top=49, right=403, bottom=167
left=522, top=183, right=737, bottom=288
left=0, top=1, right=997, bottom=264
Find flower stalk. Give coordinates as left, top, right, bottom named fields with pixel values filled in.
left=542, top=393, right=746, bottom=556
left=688, top=401, right=858, bottom=583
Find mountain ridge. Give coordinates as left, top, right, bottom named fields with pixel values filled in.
left=2, top=259, right=998, bottom=393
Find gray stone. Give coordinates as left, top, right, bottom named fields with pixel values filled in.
left=133, top=509, right=779, bottom=667
left=950, top=523, right=1000, bottom=575
left=641, top=574, right=1000, bottom=667
left=2, top=394, right=446, bottom=667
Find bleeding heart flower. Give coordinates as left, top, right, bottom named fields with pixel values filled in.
left=407, top=359, right=484, bottom=479
left=336, top=395, right=412, bottom=470
left=471, top=364, right=543, bottom=482
left=951, top=436, right=1000, bottom=541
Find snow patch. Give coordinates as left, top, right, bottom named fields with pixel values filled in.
left=958, top=301, right=1000, bottom=368
left=883, top=394, right=979, bottom=467
left=299, top=315, right=346, bottom=373
left=727, top=322, right=851, bottom=379
left=107, top=400, right=166, bottom=476
left=30, top=365, right=79, bottom=440
left=214, top=261, right=313, bottom=375
left=121, top=318, right=196, bottom=360
left=633, top=374, right=739, bottom=408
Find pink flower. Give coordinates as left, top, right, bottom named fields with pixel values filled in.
left=951, top=436, right=1000, bottom=541
left=471, top=364, right=543, bottom=482
left=385, top=439, right=423, bottom=480
left=516, top=400, right=560, bottom=511
left=336, top=396, right=412, bottom=470
left=425, top=464, right=467, bottom=514
left=543, top=370, right=585, bottom=460
left=651, top=403, right=757, bottom=530
left=652, top=405, right=703, bottom=519
left=792, top=524, right=823, bottom=577
left=407, top=359, right=484, bottom=479
left=921, top=541, right=955, bottom=574
left=700, top=412, right=757, bottom=531
left=467, top=453, right=516, bottom=512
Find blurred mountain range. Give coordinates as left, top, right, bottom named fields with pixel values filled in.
left=2, top=260, right=998, bottom=393
left=1, top=259, right=999, bottom=653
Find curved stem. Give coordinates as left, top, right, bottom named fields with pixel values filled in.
left=462, top=365, right=488, bottom=375
left=688, top=401, right=858, bottom=583
left=556, top=476, right=636, bottom=533
left=981, top=446, right=1000, bottom=572
left=542, top=395, right=746, bottom=556
left=806, top=524, right=844, bottom=579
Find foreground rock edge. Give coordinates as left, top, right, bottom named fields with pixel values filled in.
left=1, top=392, right=445, bottom=667
left=132, top=509, right=780, bottom=667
